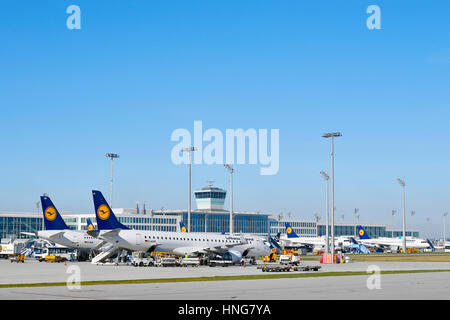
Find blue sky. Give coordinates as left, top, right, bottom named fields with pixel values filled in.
left=0, top=1, right=449, bottom=237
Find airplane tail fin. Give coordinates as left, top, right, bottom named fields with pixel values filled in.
left=86, top=218, right=95, bottom=231
left=285, top=222, right=299, bottom=238
left=180, top=221, right=188, bottom=233
left=357, top=225, right=371, bottom=239
left=426, top=239, right=435, bottom=251
left=92, top=190, right=129, bottom=230
left=268, top=236, right=282, bottom=253
left=40, top=195, right=70, bottom=230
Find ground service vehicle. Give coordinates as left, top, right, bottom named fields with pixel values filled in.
left=154, top=256, right=177, bottom=267
left=179, top=257, right=200, bottom=267
left=259, top=264, right=321, bottom=272
left=279, top=254, right=301, bottom=265
left=45, top=255, right=63, bottom=263
left=9, top=254, right=25, bottom=263
left=0, top=242, right=25, bottom=259
left=131, top=251, right=153, bottom=267
left=35, top=246, right=76, bottom=262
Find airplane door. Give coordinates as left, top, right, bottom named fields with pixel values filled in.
left=136, top=234, right=143, bottom=246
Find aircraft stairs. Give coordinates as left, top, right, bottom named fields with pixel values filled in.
left=91, top=243, right=118, bottom=264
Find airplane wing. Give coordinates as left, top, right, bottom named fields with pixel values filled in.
left=98, top=228, right=122, bottom=238
left=21, top=232, right=37, bottom=237
left=173, top=240, right=252, bottom=256
left=48, top=231, right=65, bottom=240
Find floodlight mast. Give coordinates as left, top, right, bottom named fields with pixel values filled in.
left=224, top=164, right=234, bottom=235
left=397, top=178, right=406, bottom=253
left=320, top=171, right=330, bottom=253
left=354, top=208, right=360, bottom=237
left=182, top=147, right=197, bottom=232
left=391, top=210, right=396, bottom=238
left=444, top=212, right=448, bottom=246
left=322, top=132, right=342, bottom=256
left=105, top=153, right=120, bottom=207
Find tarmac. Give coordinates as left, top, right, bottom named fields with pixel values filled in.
left=1, top=259, right=450, bottom=299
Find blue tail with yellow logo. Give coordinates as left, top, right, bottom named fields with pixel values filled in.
left=356, top=225, right=371, bottom=239
left=285, top=222, right=299, bottom=238
left=92, top=190, right=129, bottom=230
left=40, top=195, right=70, bottom=230
left=86, top=218, right=95, bottom=231
left=180, top=221, right=188, bottom=233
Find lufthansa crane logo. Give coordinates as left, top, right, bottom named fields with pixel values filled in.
left=181, top=226, right=187, bottom=233
left=97, top=204, right=110, bottom=220
left=88, top=224, right=94, bottom=231
left=286, top=227, right=292, bottom=234
left=44, top=206, right=57, bottom=221
left=359, top=229, right=365, bottom=236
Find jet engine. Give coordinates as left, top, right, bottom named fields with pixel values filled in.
left=223, top=250, right=243, bottom=263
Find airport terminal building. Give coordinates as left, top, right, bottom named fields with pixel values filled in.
left=0, top=186, right=419, bottom=240
left=269, top=220, right=419, bottom=239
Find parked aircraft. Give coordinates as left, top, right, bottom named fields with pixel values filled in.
left=23, top=195, right=105, bottom=259
left=356, top=226, right=432, bottom=251
left=90, top=190, right=271, bottom=263
left=279, top=223, right=356, bottom=251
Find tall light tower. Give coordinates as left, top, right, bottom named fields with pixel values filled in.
left=36, top=201, right=42, bottom=231
left=397, top=178, right=407, bottom=253
left=105, top=153, right=119, bottom=207
left=182, top=147, right=197, bottom=232
left=354, top=208, right=360, bottom=237
left=320, top=171, right=330, bottom=253
left=391, top=210, right=396, bottom=238
left=322, top=132, right=342, bottom=256
left=443, top=212, right=448, bottom=246
left=224, top=164, right=234, bottom=235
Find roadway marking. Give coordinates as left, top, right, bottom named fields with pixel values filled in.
left=1, top=269, right=450, bottom=288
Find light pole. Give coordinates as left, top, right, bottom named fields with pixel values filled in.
left=182, top=147, right=197, bottom=232
left=105, top=153, right=119, bottom=207
left=322, top=132, right=342, bottom=256
left=410, top=210, right=416, bottom=237
left=443, top=212, right=448, bottom=247
left=354, top=208, right=359, bottom=237
left=397, top=178, right=407, bottom=253
left=320, top=171, right=329, bottom=253
left=391, top=210, right=396, bottom=238
left=36, top=201, right=42, bottom=231
left=224, top=164, right=234, bottom=235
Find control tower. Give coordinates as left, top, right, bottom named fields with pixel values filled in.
left=194, top=186, right=227, bottom=211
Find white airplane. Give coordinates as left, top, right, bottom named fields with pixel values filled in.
left=23, top=195, right=105, bottom=257
left=355, top=226, right=432, bottom=251
left=279, top=223, right=356, bottom=251
left=90, top=190, right=272, bottom=263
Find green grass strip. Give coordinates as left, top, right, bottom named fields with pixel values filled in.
left=1, top=269, right=450, bottom=289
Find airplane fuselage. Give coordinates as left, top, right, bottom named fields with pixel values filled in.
left=37, top=230, right=103, bottom=252
left=98, top=229, right=271, bottom=258
left=358, top=237, right=430, bottom=249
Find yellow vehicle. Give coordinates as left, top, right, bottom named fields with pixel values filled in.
left=9, top=254, right=25, bottom=263
left=262, top=249, right=277, bottom=262
left=45, top=255, right=62, bottom=263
